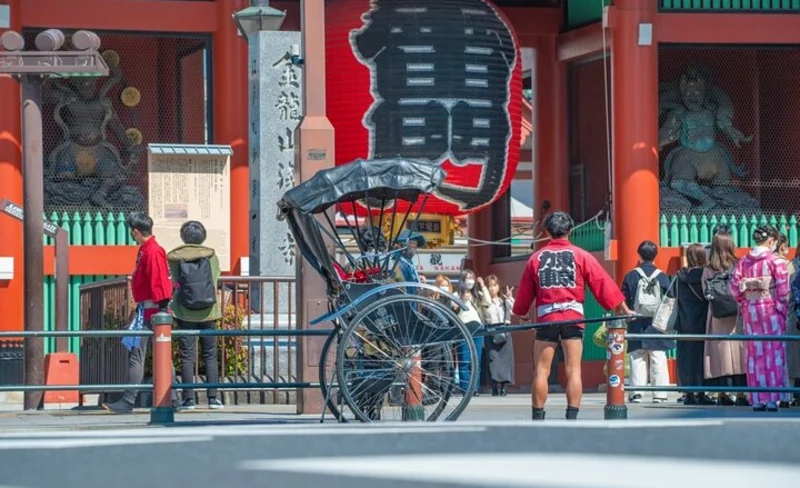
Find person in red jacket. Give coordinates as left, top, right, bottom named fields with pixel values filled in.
left=513, top=211, right=631, bottom=420
left=104, top=212, right=176, bottom=413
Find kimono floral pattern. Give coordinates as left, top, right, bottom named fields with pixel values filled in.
left=730, top=250, right=791, bottom=405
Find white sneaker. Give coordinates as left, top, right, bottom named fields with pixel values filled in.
left=652, top=398, right=667, bottom=404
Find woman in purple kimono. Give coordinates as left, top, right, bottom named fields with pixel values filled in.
left=729, top=225, right=791, bottom=411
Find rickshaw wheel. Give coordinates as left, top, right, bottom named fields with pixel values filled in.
left=335, top=294, right=477, bottom=423
left=318, top=329, right=344, bottom=421
left=318, top=327, right=360, bottom=423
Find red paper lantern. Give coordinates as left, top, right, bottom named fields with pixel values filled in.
left=326, top=0, right=522, bottom=216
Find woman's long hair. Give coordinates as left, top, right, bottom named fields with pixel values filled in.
left=459, top=269, right=478, bottom=304
left=686, top=243, right=708, bottom=268
left=485, top=274, right=503, bottom=299
left=708, top=233, right=737, bottom=272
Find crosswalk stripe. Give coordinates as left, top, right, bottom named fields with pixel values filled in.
left=241, top=452, right=800, bottom=487
left=0, top=436, right=211, bottom=450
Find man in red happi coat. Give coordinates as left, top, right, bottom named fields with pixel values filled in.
left=513, top=211, right=632, bottom=420
left=104, top=212, right=177, bottom=413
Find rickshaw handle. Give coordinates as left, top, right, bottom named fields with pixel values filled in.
left=474, top=314, right=642, bottom=337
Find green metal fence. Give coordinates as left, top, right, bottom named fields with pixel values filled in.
left=660, top=213, right=799, bottom=248
left=661, top=0, right=800, bottom=11
left=568, top=220, right=611, bottom=360
left=43, top=212, right=133, bottom=355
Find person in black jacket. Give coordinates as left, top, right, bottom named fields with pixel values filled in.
left=622, top=241, right=674, bottom=403
left=676, top=243, right=714, bottom=405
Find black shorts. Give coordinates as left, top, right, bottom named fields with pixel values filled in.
left=535, top=325, right=584, bottom=343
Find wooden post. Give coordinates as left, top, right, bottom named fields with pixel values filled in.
left=295, top=0, right=336, bottom=415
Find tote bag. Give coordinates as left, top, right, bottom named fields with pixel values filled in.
left=652, top=276, right=678, bottom=334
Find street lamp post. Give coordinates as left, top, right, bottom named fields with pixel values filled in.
left=0, top=29, right=108, bottom=410
left=233, top=0, right=286, bottom=37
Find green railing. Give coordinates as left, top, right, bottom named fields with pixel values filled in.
left=661, top=0, right=800, bottom=11
left=567, top=220, right=612, bottom=360
left=569, top=218, right=607, bottom=252
left=42, top=211, right=132, bottom=355
left=659, top=213, right=799, bottom=248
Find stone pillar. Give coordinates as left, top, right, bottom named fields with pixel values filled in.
left=611, top=0, right=659, bottom=280
left=249, top=30, right=302, bottom=317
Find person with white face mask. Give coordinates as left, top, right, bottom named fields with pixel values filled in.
left=455, top=270, right=491, bottom=395
left=483, top=274, right=515, bottom=396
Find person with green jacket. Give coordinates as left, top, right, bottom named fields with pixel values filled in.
left=167, top=220, right=223, bottom=410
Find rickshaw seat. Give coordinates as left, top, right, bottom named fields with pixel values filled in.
left=332, top=261, right=383, bottom=284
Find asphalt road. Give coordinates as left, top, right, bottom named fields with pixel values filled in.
left=1, top=418, right=800, bottom=488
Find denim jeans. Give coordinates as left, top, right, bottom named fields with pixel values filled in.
left=457, top=336, right=484, bottom=392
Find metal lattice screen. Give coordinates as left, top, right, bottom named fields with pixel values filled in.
left=25, top=31, right=211, bottom=215
left=659, top=45, right=800, bottom=219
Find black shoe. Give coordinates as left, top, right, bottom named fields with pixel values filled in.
left=779, top=401, right=790, bottom=409
left=178, top=398, right=196, bottom=411
left=698, top=395, right=717, bottom=405
left=683, top=394, right=698, bottom=405
left=735, top=397, right=751, bottom=407
left=718, top=395, right=736, bottom=406
left=473, top=390, right=480, bottom=397
left=209, top=398, right=224, bottom=410
left=791, top=399, right=800, bottom=407
left=500, top=387, right=508, bottom=396
left=491, top=387, right=500, bottom=397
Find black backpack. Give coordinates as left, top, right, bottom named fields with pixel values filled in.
left=705, top=270, right=738, bottom=319
left=177, top=258, right=216, bottom=310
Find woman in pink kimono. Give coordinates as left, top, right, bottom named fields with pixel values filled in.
left=730, top=225, right=792, bottom=412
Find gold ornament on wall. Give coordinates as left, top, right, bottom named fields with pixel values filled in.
left=102, top=49, right=120, bottom=68
left=125, top=128, right=143, bottom=145
left=121, top=87, right=141, bottom=107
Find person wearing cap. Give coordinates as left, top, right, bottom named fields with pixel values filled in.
left=394, top=229, right=426, bottom=284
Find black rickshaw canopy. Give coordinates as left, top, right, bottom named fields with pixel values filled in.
left=277, top=158, right=446, bottom=216
left=276, top=158, right=447, bottom=292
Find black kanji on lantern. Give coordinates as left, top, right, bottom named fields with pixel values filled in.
left=351, top=0, right=517, bottom=210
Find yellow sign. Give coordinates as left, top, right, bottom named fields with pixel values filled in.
left=369, top=213, right=456, bottom=248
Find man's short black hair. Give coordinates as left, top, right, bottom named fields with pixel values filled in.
left=180, top=221, right=207, bottom=245
left=637, top=240, right=658, bottom=262
left=126, top=212, right=153, bottom=236
left=713, top=224, right=731, bottom=236
left=543, top=211, right=574, bottom=239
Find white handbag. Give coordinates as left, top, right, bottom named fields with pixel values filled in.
left=651, top=276, right=678, bottom=334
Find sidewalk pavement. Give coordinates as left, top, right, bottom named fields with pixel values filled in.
left=2, top=393, right=800, bottom=432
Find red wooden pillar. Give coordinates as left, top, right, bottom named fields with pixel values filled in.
left=610, top=0, right=659, bottom=280
left=296, top=0, right=336, bottom=415
left=534, top=36, right=569, bottom=222
left=0, top=0, right=23, bottom=333
left=213, top=0, right=249, bottom=271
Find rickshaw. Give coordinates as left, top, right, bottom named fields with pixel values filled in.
left=277, top=158, right=479, bottom=422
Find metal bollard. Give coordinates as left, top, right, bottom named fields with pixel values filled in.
left=402, top=351, right=424, bottom=421
left=604, top=320, right=628, bottom=420
left=150, top=311, right=174, bottom=425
